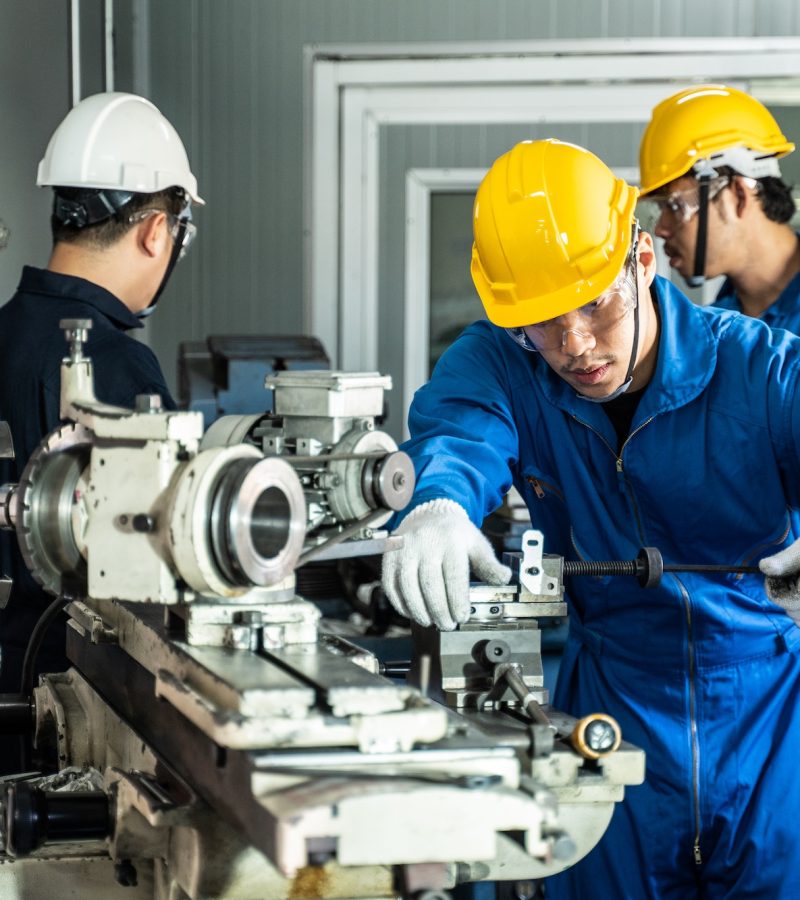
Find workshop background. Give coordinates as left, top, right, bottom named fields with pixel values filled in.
left=1, top=0, right=799, bottom=438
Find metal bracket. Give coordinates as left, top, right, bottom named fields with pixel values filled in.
left=519, top=529, right=545, bottom=595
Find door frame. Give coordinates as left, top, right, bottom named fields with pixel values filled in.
left=304, top=37, right=800, bottom=371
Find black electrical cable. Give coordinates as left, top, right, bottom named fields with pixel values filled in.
left=17, top=594, right=70, bottom=771
left=19, top=595, right=70, bottom=698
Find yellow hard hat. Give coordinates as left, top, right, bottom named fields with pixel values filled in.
left=471, top=140, right=638, bottom=328
left=639, top=84, right=794, bottom=196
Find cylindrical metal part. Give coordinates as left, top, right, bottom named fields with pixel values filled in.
left=327, top=428, right=398, bottom=524
left=5, top=783, right=110, bottom=857
left=496, top=663, right=553, bottom=729
left=636, top=546, right=664, bottom=588
left=0, top=694, right=34, bottom=734
left=363, top=450, right=415, bottom=512
left=570, top=713, right=622, bottom=759
left=16, top=424, right=93, bottom=597
left=0, top=483, right=18, bottom=530
left=208, top=455, right=306, bottom=588
left=169, top=445, right=306, bottom=596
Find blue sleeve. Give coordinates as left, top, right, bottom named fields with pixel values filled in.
left=752, top=325, right=800, bottom=505
left=397, top=324, right=520, bottom=527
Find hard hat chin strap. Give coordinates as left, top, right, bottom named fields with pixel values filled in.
left=686, top=171, right=713, bottom=289
left=576, top=296, right=640, bottom=404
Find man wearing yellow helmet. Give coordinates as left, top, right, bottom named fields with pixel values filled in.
left=382, top=138, right=800, bottom=897
left=640, top=84, right=800, bottom=324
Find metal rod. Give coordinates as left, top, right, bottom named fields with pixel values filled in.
left=664, top=564, right=761, bottom=574
left=70, top=0, right=81, bottom=106
left=296, top=508, right=387, bottom=567
left=280, top=452, right=388, bottom=464
left=104, top=0, right=115, bottom=91
left=497, top=663, right=554, bottom=729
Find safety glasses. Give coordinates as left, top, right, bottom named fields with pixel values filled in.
left=507, top=258, right=638, bottom=353
left=166, top=211, right=196, bottom=260
left=128, top=205, right=196, bottom=259
left=646, top=175, right=732, bottom=224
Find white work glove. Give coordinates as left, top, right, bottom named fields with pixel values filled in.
left=759, top=540, right=800, bottom=625
left=381, top=499, right=512, bottom=631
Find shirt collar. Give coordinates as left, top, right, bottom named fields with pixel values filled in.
left=17, top=265, right=144, bottom=331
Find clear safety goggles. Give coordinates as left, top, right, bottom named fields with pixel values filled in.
left=507, top=260, right=637, bottom=353
left=128, top=205, right=197, bottom=259
left=644, top=175, right=733, bottom=224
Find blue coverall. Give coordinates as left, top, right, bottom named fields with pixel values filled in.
left=0, top=266, right=175, bottom=770
left=713, top=261, right=800, bottom=334
left=398, top=275, right=800, bottom=898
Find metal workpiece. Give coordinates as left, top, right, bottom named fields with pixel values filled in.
left=169, top=445, right=306, bottom=596
left=202, top=369, right=415, bottom=557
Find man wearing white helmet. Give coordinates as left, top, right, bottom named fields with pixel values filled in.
left=0, top=93, right=203, bottom=769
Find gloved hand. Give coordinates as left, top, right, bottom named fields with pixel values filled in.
left=759, top=540, right=800, bottom=625
left=381, top=498, right=512, bottom=631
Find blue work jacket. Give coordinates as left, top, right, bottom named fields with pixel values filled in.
left=713, top=234, right=800, bottom=333
left=400, top=275, right=800, bottom=897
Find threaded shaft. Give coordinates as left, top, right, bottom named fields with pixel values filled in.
left=563, top=560, right=638, bottom=578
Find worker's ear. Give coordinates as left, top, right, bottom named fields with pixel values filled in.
left=135, top=211, right=169, bottom=259
left=730, top=175, right=757, bottom=218
left=636, top=231, right=657, bottom=288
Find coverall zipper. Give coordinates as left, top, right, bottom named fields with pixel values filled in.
left=571, top=413, right=703, bottom=865
left=675, top=575, right=703, bottom=866
left=526, top=476, right=564, bottom=502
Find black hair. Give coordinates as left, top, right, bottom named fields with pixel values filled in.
left=713, top=165, right=796, bottom=224
left=51, top=186, right=187, bottom=248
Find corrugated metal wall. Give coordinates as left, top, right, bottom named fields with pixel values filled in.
left=144, top=0, right=800, bottom=395
left=0, top=0, right=141, bottom=304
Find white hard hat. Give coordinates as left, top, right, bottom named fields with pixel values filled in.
left=37, top=92, right=204, bottom=205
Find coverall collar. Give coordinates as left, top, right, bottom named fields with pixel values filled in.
left=715, top=268, right=800, bottom=329
left=536, top=275, right=717, bottom=432
left=17, top=265, right=144, bottom=331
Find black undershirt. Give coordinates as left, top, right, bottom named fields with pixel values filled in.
left=601, top=387, right=646, bottom=452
